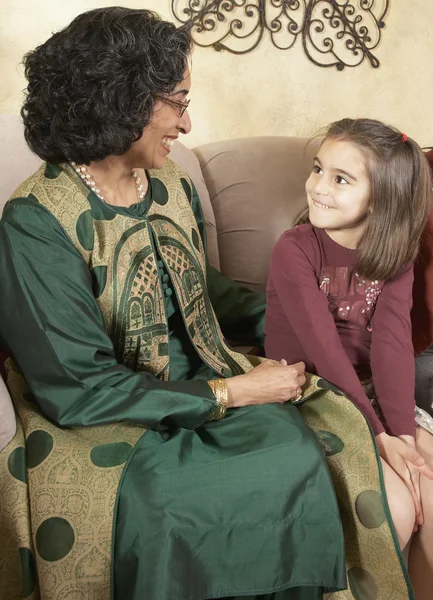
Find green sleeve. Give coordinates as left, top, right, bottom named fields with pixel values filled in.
left=0, top=198, right=216, bottom=430
left=191, top=187, right=266, bottom=347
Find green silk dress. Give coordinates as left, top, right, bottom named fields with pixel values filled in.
left=0, top=162, right=346, bottom=599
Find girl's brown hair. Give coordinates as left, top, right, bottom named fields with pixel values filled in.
left=296, top=118, right=432, bottom=280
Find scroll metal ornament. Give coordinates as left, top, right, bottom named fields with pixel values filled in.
left=171, top=0, right=390, bottom=70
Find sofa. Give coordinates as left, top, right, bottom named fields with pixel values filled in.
left=0, top=114, right=317, bottom=452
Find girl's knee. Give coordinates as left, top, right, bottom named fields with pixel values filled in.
left=420, top=476, right=433, bottom=520
left=389, top=491, right=415, bottom=549
left=381, top=458, right=415, bottom=549
left=416, top=427, right=433, bottom=467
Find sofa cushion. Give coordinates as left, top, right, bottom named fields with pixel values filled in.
left=194, top=136, right=319, bottom=292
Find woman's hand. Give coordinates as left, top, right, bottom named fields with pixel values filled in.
left=376, top=432, right=433, bottom=527
left=226, top=359, right=306, bottom=408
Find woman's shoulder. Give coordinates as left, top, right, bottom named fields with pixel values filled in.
left=7, top=163, right=47, bottom=203
left=1, top=188, right=70, bottom=246
left=5, top=162, right=76, bottom=216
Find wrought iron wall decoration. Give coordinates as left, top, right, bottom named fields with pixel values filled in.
left=171, top=0, right=390, bottom=70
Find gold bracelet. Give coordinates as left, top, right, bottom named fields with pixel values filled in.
left=207, top=379, right=228, bottom=421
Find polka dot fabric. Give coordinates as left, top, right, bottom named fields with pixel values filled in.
left=300, top=375, right=413, bottom=600
left=0, top=358, right=143, bottom=599
left=0, top=362, right=414, bottom=600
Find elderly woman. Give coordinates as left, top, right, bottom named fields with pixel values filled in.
left=0, top=7, right=345, bottom=600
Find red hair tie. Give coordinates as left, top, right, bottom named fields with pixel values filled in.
left=402, top=133, right=408, bottom=143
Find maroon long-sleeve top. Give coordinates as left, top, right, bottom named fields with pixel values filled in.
left=265, top=224, right=416, bottom=438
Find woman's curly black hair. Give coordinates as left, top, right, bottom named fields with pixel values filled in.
left=21, top=7, right=192, bottom=164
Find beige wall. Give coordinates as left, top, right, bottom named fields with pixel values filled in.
left=1, top=0, right=432, bottom=148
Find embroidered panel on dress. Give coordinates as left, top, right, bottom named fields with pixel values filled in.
left=147, top=160, right=253, bottom=378
left=319, top=266, right=383, bottom=332
left=150, top=217, right=251, bottom=378
left=109, top=222, right=170, bottom=380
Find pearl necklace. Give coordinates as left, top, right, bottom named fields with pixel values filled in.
left=70, top=162, right=146, bottom=203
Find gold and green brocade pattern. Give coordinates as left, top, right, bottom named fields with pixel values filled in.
left=146, top=162, right=254, bottom=377
left=0, top=368, right=413, bottom=600
left=13, top=161, right=253, bottom=381
left=0, top=360, right=144, bottom=600
left=299, top=376, right=413, bottom=600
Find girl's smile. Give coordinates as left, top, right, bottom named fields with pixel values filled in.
left=305, top=138, right=371, bottom=249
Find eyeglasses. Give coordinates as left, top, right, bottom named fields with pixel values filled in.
left=156, top=96, right=190, bottom=118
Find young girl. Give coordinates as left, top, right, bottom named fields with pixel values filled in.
left=265, top=118, right=433, bottom=600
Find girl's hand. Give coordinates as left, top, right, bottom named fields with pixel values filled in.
left=376, top=432, right=433, bottom=527
left=226, top=359, right=306, bottom=408
left=399, top=435, right=422, bottom=530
